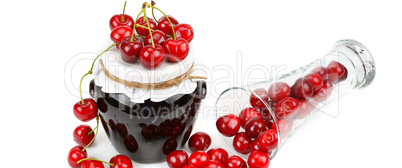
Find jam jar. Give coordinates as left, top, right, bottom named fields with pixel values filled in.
left=89, top=41, right=206, bottom=163
left=214, top=39, right=375, bottom=160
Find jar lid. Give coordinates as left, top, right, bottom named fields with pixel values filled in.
left=93, top=40, right=205, bottom=103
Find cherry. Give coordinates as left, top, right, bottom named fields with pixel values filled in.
left=293, top=100, right=311, bottom=119
left=271, top=119, right=293, bottom=140
left=311, top=66, right=328, bottom=80
left=144, top=30, right=168, bottom=46
left=201, top=160, right=225, bottom=168
left=223, top=155, right=247, bottom=168
left=164, top=38, right=190, bottom=62
left=291, top=78, right=314, bottom=100
left=216, top=114, right=241, bottom=137
left=188, top=132, right=211, bottom=152
left=305, top=73, right=324, bottom=92
left=207, top=148, right=229, bottom=163
left=135, top=16, right=157, bottom=36
left=244, top=117, right=267, bottom=138
left=73, top=98, right=98, bottom=122
left=326, top=61, right=347, bottom=83
left=257, top=129, right=278, bottom=152
left=119, top=36, right=143, bottom=63
left=68, top=146, right=87, bottom=168
left=183, top=165, right=196, bottom=168
left=239, top=107, right=261, bottom=128
left=124, top=135, right=138, bottom=153
left=247, top=150, right=270, bottom=168
left=174, top=23, right=194, bottom=43
left=89, top=79, right=95, bottom=98
left=110, top=26, right=133, bottom=45
left=275, top=97, right=299, bottom=119
left=139, top=44, right=165, bottom=70
left=188, top=151, right=210, bottom=168
left=249, top=139, right=261, bottom=153
left=268, top=82, right=291, bottom=102
left=250, top=88, right=269, bottom=110
left=167, top=150, right=188, bottom=168
left=312, top=80, right=333, bottom=103
left=110, top=14, right=134, bottom=30
left=109, top=155, right=133, bottom=168
left=259, top=106, right=274, bottom=123
left=73, top=125, right=95, bottom=147
left=233, top=132, right=252, bottom=154
left=81, top=159, right=105, bottom=168
left=158, top=15, right=179, bottom=36
left=163, top=138, right=178, bottom=155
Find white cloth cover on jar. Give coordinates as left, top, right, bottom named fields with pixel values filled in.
left=93, top=40, right=205, bottom=103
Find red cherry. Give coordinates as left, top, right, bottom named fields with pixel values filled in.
left=223, top=155, right=247, bottom=168
left=268, top=82, right=291, bottom=102
left=257, top=129, right=278, bottom=152
left=158, top=15, right=179, bottom=36
left=326, top=61, right=347, bottom=83
left=174, top=23, right=194, bottom=43
left=119, top=36, right=143, bottom=63
left=201, top=160, right=225, bottom=168
left=139, top=44, right=165, bottom=70
left=250, top=88, right=269, bottom=110
left=110, top=26, right=133, bottom=45
left=144, top=30, right=168, bottom=46
left=271, top=119, right=293, bottom=140
left=312, top=80, right=333, bottom=103
left=109, top=155, right=133, bottom=168
left=293, top=100, right=311, bottom=119
left=311, top=66, right=328, bottom=80
left=135, top=17, right=157, bottom=36
left=109, top=14, right=134, bottom=30
left=239, top=108, right=261, bottom=128
left=305, top=73, right=324, bottom=92
left=124, top=135, right=138, bottom=153
left=164, top=38, right=190, bottom=62
left=247, top=150, right=270, bottom=168
left=245, top=117, right=267, bottom=138
left=167, top=150, right=188, bottom=168
left=207, top=148, right=229, bottom=163
left=291, top=78, right=314, bottom=100
left=183, top=165, right=196, bottom=168
left=216, top=114, right=241, bottom=137
left=73, top=98, right=98, bottom=122
left=275, top=97, right=299, bottom=119
left=73, top=125, right=95, bottom=147
left=188, top=132, right=211, bottom=152
left=68, top=146, right=87, bottom=168
left=233, top=132, right=252, bottom=154
left=249, top=139, right=261, bottom=153
left=188, top=151, right=210, bottom=168
left=81, top=159, right=105, bottom=168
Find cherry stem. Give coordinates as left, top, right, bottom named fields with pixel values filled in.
left=143, top=9, right=155, bottom=48
left=131, top=10, right=144, bottom=42
left=77, top=158, right=114, bottom=166
left=149, top=5, right=176, bottom=40
left=121, top=1, right=127, bottom=22
left=79, top=43, right=116, bottom=104
left=82, top=116, right=99, bottom=152
left=136, top=24, right=154, bottom=31
left=87, top=123, right=98, bottom=135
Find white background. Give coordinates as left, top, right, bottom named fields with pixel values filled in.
left=0, top=0, right=401, bottom=167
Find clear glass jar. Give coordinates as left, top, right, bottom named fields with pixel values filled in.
left=214, top=39, right=375, bottom=160
left=90, top=80, right=207, bottom=163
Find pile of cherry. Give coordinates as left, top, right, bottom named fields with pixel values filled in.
left=213, top=61, right=348, bottom=168
left=110, top=1, right=194, bottom=70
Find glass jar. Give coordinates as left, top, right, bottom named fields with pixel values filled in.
left=214, top=39, right=375, bottom=160
left=90, top=80, right=206, bottom=163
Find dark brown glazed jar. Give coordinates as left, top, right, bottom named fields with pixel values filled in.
left=90, top=80, right=206, bottom=163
